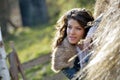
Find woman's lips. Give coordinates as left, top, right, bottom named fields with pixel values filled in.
left=69, top=36, right=76, bottom=41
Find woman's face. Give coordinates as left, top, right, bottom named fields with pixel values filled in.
left=67, top=19, right=85, bottom=44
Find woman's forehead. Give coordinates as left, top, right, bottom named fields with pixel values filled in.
left=68, top=19, right=83, bottom=27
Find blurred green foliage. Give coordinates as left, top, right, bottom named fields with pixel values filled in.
left=4, top=0, right=95, bottom=80
left=46, top=0, right=95, bottom=23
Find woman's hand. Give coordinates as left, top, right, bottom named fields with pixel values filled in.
left=83, top=37, right=92, bottom=50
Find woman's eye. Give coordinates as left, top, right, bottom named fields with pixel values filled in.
left=76, top=27, right=82, bottom=30
left=68, top=26, right=72, bottom=29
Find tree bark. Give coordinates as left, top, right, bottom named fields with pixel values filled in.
left=0, top=27, right=10, bottom=80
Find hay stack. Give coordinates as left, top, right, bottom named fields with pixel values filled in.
left=74, top=0, right=120, bottom=80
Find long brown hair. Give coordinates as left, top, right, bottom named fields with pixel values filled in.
left=52, top=8, right=94, bottom=50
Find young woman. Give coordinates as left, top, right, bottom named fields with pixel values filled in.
left=51, top=8, right=94, bottom=79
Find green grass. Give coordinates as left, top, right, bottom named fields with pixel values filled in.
left=24, top=62, right=56, bottom=80
left=4, top=24, right=55, bottom=63
left=4, top=24, right=56, bottom=80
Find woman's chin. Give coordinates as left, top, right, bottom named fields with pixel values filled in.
left=69, top=41, right=77, bottom=45
left=67, top=38, right=78, bottom=44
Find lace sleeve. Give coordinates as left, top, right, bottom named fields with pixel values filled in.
left=86, top=13, right=104, bottom=38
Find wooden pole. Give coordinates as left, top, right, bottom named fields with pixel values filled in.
left=0, top=27, right=10, bottom=80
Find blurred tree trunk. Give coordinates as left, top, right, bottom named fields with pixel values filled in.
left=0, top=0, right=22, bottom=37
left=0, top=0, right=9, bottom=37
left=0, top=28, right=10, bottom=80
left=19, top=0, right=49, bottom=27
left=8, top=0, right=22, bottom=28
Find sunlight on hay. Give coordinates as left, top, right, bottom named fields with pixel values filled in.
left=88, top=20, right=120, bottom=67
left=73, top=0, right=120, bottom=80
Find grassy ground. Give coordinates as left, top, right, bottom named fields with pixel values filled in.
left=5, top=24, right=54, bottom=62
left=4, top=24, right=57, bottom=80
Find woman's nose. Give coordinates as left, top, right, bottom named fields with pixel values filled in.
left=70, top=28, right=75, bottom=34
